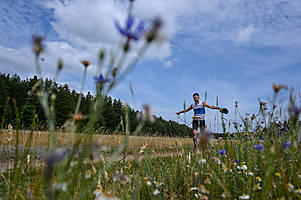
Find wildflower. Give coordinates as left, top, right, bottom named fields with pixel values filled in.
left=239, top=194, right=250, bottom=199
left=85, top=170, right=91, bottom=179
left=295, top=188, right=301, bottom=194
left=145, top=17, right=163, bottom=43
left=146, top=181, right=152, bottom=186
left=234, top=160, right=240, bottom=165
left=253, top=144, right=264, bottom=151
left=53, top=182, right=67, bottom=192
left=57, top=58, right=63, bottom=71
left=44, top=149, right=68, bottom=180
left=190, top=187, right=199, bottom=191
left=241, top=165, right=248, bottom=170
left=253, top=184, right=261, bottom=190
left=233, top=122, right=239, bottom=129
left=81, top=60, right=90, bottom=68
left=204, top=178, right=211, bottom=184
left=235, top=101, right=238, bottom=108
left=113, top=171, right=130, bottom=184
left=27, top=154, right=30, bottom=165
left=259, top=102, right=267, bottom=111
left=199, top=184, right=209, bottom=194
left=199, top=159, right=207, bottom=164
left=256, top=176, right=262, bottom=182
left=143, top=104, right=154, bottom=122
left=282, top=141, right=291, bottom=149
left=286, top=183, right=294, bottom=192
left=218, top=149, right=226, bottom=155
left=221, top=192, right=227, bottom=198
left=188, top=152, right=191, bottom=164
left=32, top=35, right=45, bottom=55
left=94, top=74, right=110, bottom=84
left=213, top=157, right=221, bottom=164
left=272, top=83, right=287, bottom=93
left=154, top=181, right=163, bottom=187
left=153, top=189, right=160, bottom=196
left=115, top=15, right=144, bottom=42
left=247, top=172, right=254, bottom=176
left=93, top=190, right=120, bottom=200
left=73, top=112, right=87, bottom=121
left=275, top=172, right=281, bottom=177
left=99, top=49, right=105, bottom=60
left=198, top=129, right=212, bottom=148
left=259, top=136, right=264, bottom=140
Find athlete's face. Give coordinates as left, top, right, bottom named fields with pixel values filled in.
left=193, top=95, right=199, bottom=103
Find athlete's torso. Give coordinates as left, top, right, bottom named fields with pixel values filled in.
left=192, top=101, right=205, bottom=120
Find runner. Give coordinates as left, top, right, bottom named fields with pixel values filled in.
left=176, top=93, right=227, bottom=151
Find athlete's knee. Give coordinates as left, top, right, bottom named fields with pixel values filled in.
left=193, top=130, right=197, bottom=138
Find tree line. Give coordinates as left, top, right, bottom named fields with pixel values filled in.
left=0, top=73, right=191, bottom=137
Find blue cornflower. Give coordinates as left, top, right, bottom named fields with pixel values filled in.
left=259, top=136, right=264, bottom=140
left=234, top=160, right=240, bottom=164
left=94, top=74, right=110, bottom=84
left=282, top=142, right=291, bottom=149
left=253, top=144, right=264, bottom=151
left=218, top=149, right=226, bottom=155
left=115, top=15, right=144, bottom=41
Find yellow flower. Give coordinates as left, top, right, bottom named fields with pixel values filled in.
left=256, top=176, right=261, bottom=182
left=239, top=194, right=250, bottom=199
left=275, top=172, right=281, bottom=177
left=253, top=184, right=261, bottom=190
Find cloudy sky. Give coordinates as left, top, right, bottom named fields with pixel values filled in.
left=1, top=0, right=301, bottom=132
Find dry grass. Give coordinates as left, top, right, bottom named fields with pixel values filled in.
left=0, top=130, right=194, bottom=149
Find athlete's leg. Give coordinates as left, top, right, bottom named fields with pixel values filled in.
left=192, top=120, right=198, bottom=151
left=193, top=129, right=197, bottom=150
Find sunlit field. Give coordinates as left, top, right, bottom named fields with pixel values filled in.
left=1, top=0, right=301, bottom=199
left=1, top=119, right=301, bottom=199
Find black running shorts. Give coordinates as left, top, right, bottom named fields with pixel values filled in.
left=192, top=120, right=205, bottom=130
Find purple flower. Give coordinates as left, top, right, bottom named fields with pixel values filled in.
left=218, top=149, right=226, bottom=155
left=259, top=136, right=264, bottom=140
left=115, top=15, right=144, bottom=41
left=94, top=74, right=110, bottom=84
left=44, top=150, right=68, bottom=180
left=234, top=160, right=240, bottom=164
left=282, top=142, right=291, bottom=149
left=253, top=144, right=264, bottom=151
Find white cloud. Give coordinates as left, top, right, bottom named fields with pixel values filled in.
left=46, top=0, right=123, bottom=46
left=0, top=41, right=102, bottom=91
left=236, top=25, right=256, bottom=43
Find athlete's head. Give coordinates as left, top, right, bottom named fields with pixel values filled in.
left=193, top=93, right=199, bottom=102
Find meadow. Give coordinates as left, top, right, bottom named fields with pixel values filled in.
left=1, top=113, right=301, bottom=200
left=1, top=0, right=301, bottom=199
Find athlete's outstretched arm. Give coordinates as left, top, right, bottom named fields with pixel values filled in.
left=203, top=102, right=221, bottom=110
left=176, top=104, right=193, bottom=115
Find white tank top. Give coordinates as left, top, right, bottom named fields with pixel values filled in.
left=192, top=101, right=205, bottom=120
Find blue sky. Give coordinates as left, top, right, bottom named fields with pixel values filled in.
left=1, top=0, right=301, bottom=132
